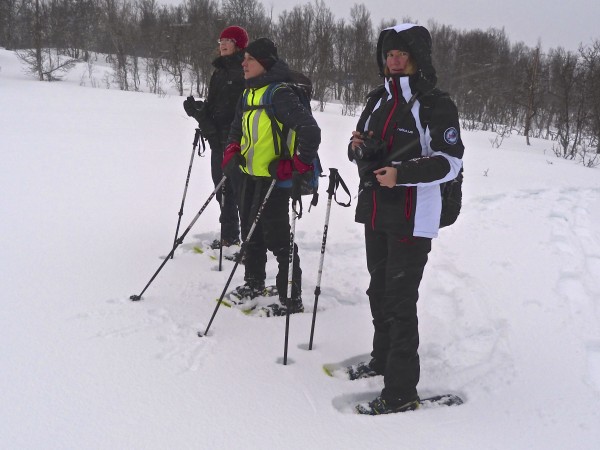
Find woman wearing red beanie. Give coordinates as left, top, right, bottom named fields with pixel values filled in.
left=183, top=25, right=249, bottom=249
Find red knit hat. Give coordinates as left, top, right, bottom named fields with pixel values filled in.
left=220, top=26, right=249, bottom=50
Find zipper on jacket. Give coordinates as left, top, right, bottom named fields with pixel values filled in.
left=381, top=78, right=399, bottom=146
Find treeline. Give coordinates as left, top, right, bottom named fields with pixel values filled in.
left=1, top=0, right=599, bottom=159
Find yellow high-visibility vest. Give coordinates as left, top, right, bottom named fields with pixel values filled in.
left=240, top=84, right=296, bottom=177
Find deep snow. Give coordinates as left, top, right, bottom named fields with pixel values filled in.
left=1, top=49, right=600, bottom=449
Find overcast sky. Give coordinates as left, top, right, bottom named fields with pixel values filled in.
left=261, top=0, right=599, bottom=51
left=156, top=0, right=599, bottom=51
left=158, top=0, right=594, bottom=52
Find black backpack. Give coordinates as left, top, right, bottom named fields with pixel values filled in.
left=370, top=85, right=463, bottom=229
left=419, top=91, right=463, bottom=228
left=439, top=167, right=463, bottom=228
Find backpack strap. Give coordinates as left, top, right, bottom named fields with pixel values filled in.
left=356, top=85, right=386, bottom=133
left=418, top=88, right=446, bottom=130
left=263, top=83, right=293, bottom=160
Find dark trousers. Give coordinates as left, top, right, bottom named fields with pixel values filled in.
left=209, top=140, right=240, bottom=242
left=364, top=227, right=431, bottom=402
left=239, top=176, right=301, bottom=299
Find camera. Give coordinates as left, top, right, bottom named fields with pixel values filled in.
left=354, top=135, right=385, bottom=161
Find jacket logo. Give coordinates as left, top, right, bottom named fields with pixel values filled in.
left=444, top=127, right=459, bottom=145
left=397, top=127, right=414, bottom=134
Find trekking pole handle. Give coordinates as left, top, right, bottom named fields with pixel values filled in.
left=327, top=168, right=351, bottom=208
left=193, top=128, right=201, bottom=150
left=327, top=168, right=339, bottom=196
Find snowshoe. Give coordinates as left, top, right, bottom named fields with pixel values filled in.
left=193, top=238, right=240, bottom=262
left=355, top=395, right=420, bottom=415
left=355, top=394, right=463, bottom=415
left=251, top=298, right=304, bottom=317
left=209, top=238, right=240, bottom=250
left=323, top=361, right=382, bottom=380
left=218, top=284, right=278, bottom=309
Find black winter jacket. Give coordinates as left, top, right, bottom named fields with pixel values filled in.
left=227, top=60, right=320, bottom=167
left=205, top=52, right=245, bottom=145
left=351, top=74, right=464, bottom=238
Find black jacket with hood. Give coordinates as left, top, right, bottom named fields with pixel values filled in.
left=351, top=24, right=464, bottom=238
left=205, top=51, right=246, bottom=147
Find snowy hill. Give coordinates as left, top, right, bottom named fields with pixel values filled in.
left=1, top=48, right=600, bottom=449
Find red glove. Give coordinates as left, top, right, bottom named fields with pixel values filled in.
left=293, top=154, right=314, bottom=174
left=276, top=159, right=294, bottom=181
left=222, top=143, right=241, bottom=170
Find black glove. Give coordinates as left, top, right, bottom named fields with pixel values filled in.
left=223, top=152, right=245, bottom=178
left=183, top=96, right=203, bottom=117
left=222, top=143, right=245, bottom=177
left=183, top=96, right=218, bottom=137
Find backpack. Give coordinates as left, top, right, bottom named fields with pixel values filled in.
left=419, top=91, right=463, bottom=228
left=369, top=85, right=463, bottom=228
left=439, top=168, right=463, bottom=228
left=248, top=70, right=322, bottom=209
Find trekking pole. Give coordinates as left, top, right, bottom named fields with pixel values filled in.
left=130, top=176, right=226, bottom=302
left=218, top=180, right=225, bottom=271
left=171, top=128, right=203, bottom=259
left=282, top=180, right=300, bottom=365
left=308, top=168, right=351, bottom=350
left=282, top=210, right=297, bottom=365
left=199, top=179, right=277, bottom=337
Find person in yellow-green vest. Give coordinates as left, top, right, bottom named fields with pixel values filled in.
left=221, top=38, right=321, bottom=317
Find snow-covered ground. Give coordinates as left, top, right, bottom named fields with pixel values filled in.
left=1, top=49, right=600, bottom=449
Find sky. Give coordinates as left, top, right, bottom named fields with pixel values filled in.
left=265, top=0, right=600, bottom=51
left=160, top=0, right=600, bottom=52
left=1, top=48, right=600, bottom=448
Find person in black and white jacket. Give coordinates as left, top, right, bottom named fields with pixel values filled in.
left=348, top=24, right=464, bottom=415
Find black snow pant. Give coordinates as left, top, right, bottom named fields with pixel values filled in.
left=364, top=226, right=431, bottom=403
left=209, top=134, right=240, bottom=243
left=238, top=176, right=301, bottom=300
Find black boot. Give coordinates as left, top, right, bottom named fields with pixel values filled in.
left=223, top=281, right=266, bottom=306
left=255, top=295, right=304, bottom=317
left=355, top=394, right=420, bottom=415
